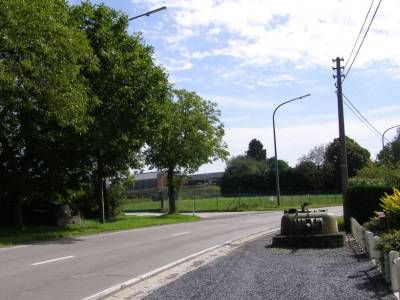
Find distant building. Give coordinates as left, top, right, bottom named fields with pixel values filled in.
left=185, top=172, right=224, bottom=186
left=127, top=171, right=224, bottom=191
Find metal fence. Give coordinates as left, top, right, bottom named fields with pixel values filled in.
left=125, top=186, right=342, bottom=212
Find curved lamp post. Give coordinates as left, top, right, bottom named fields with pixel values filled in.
left=129, top=6, right=167, bottom=21
left=382, top=125, right=400, bottom=163
left=98, top=6, right=167, bottom=224
left=382, top=125, right=400, bottom=154
left=273, top=93, right=311, bottom=206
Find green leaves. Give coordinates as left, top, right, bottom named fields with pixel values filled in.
left=146, top=89, right=228, bottom=175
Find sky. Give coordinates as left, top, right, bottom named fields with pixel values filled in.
left=69, top=0, right=400, bottom=174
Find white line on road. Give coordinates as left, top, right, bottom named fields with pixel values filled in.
left=83, top=227, right=280, bottom=300
left=171, top=232, right=190, bottom=237
left=31, top=255, right=75, bottom=266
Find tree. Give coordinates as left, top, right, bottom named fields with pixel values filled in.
left=293, top=160, right=323, bottom=191
left=299, top=144, right=326, bottom=168
left=0, top=0, right=96, bottom=228
left=324, top=136, right=371, bottom=191
left=70, top=3, right=169, bottom=220
left=145, top=89, right=228, bottom=213
left=246, top=139, right=267, bottom=161
left=221, top=156, right=269, bottom=194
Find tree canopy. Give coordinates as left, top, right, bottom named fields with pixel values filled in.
left=145, top=89, right=228, bottom=213
left=246, top=139, right=267, bottom=161
left=69, top=2, right=169, bottom=220
left=0, top=0, right=96, bottom=227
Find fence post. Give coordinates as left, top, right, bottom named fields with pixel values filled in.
left=238, top=189, right=241, bottom=211
left=389, top=251, right=400, bottom=291
left=192, top=194, right=196, bottom=216
left=394, top=257, right=400, bottom=292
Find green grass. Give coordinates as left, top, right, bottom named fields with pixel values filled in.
left=0, top=214, right=199, bottom=248
left=124, top=194, right=343, bottom=212
left=337, top=216, right=345, bottom=231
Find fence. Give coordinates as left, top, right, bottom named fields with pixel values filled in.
left=125, top=187, right=342, bottom=212
left=351, top=218, right=400, bottom=293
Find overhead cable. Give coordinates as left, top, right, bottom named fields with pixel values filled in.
left=343, top=0, right=383, bottom=81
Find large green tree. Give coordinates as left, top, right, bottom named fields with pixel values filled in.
left=0, top=0, right=96, bottom=228
left=246, top=139, right=267, bottom=161
left=221, top=155, right=269, bottom=194
left=70, top=3, right=169, bottom=220
left=324, top=136, right=371, bottom=191
left=145, top=89, right=228, bottom=213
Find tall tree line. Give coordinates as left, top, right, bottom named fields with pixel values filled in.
left=0, top=1, right=227, bottom=227
left=221, top=137, right=372, bottom=195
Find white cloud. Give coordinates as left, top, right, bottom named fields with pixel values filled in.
left=137, top=0, right=400, bottom=70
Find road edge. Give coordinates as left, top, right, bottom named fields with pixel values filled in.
left=82, top=227, right=280, bottom=300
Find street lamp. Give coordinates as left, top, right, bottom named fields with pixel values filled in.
left=382, top=125, right=400, bottom=162
left=129, top=6, right=167, bottom=21
left=98, top=6, right=167, bottom=224
left=272, top=94, right=311, bottom=207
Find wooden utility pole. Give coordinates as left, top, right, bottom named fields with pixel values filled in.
left=333, top=57, right=350, bottom=231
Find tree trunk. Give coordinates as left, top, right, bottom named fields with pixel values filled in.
left=103, top=179, right=109, bottom=219
left=97, top=151, right=105, bottom=223
left=13, top=195, right=24, bottom=230
left=167, top=167, right=176, bottom=214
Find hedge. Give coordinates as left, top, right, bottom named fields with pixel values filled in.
left=347, top=182, right=394, bottom=224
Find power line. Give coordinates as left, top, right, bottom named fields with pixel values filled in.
left=343, top=0, right=383, bottom=81
left=343, top=94, right=390, bottom=142
left=342, top=98, right=380, bottom=139
left=344, top=0, right=376, bottom=70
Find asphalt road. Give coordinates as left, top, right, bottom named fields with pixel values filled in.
left=0, top=207, right=342, bottom=300
left=144, top=234, right=391, bottom=300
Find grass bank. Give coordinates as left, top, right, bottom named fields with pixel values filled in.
left=0, top=214, right=199, bottom=248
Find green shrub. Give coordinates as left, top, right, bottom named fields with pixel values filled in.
left=347, top=182, right=393, bottom=224
left=380, top=188, right=400, bottom=229
left=363, top=212, right=383, bottom=234
left=376, top=231, right=400, bottom=253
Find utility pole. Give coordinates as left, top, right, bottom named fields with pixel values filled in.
left=333, top=57, right=350, bottom=231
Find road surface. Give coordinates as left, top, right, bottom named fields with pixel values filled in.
left=0, top=207, right=342, bottom=300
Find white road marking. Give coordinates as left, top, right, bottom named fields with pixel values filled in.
left=31, top=255, right=75, bottom=266
left=83, top=227, right=280, bottom=300
left=171, top=232, right=190, bottom=237
left=0, top=245, right=29, bottom=252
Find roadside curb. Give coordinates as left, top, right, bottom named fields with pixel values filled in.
left=83, top=227, right=280, bottom=300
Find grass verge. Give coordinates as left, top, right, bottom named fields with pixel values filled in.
left=0, top=214, right=199, bottom=248
left=124, top=194, right=343, bottom=213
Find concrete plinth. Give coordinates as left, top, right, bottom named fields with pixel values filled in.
left=272, top=233, right=345, bottom=248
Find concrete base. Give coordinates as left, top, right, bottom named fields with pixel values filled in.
left=272, top=233, right=345, bottom=248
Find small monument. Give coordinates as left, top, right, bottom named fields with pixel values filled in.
left=272, top=203, right=344, bottom=248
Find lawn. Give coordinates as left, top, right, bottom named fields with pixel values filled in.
left=124, top=194, right=343, bottom=212
left=0, top=214, right=200, bottom=247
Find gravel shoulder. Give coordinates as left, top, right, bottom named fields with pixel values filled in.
left=143, top=235, right=393, bottom=300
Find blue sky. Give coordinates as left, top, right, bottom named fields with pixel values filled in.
left=69, top=0, right=400, bottom=173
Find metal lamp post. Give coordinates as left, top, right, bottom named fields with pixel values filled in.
left=129, top=6, right=167, bottom=21
left=99, top=6, right=167, bottom=223
left=382, top=125, right=400, bottom=168
left=272, top=94, right=311, bottom=206
left=382, top=125, right=400, bottom=158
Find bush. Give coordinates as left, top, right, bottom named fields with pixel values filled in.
left=347, top=181, right=393, bottom=224
left=107, top=181, right=129, bottom=217
left=376, top=231, right=400, bottom=253
left=363, top=212, right=384, bottom=234
left=380, top=188, right=400, bottom=229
